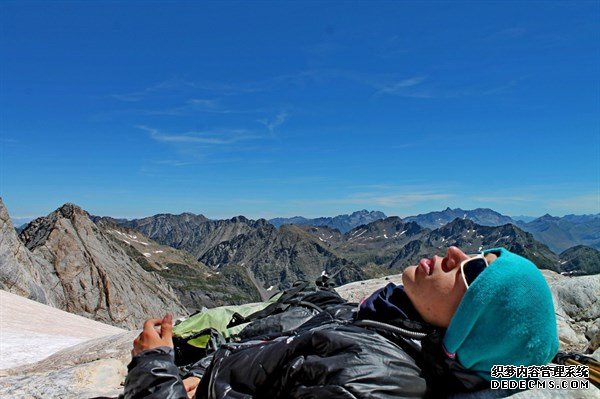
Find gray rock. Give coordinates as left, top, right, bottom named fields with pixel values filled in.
left=0, top=331, right=137, bottom=399
left=0, top=198, right=66, bottom=307
left=17, top=203, right=187, bottom=329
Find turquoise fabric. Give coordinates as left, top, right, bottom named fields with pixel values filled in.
left=443, top=247, right=559, bottom=380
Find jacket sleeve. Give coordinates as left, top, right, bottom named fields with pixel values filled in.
left=122, top=346, right=188, bottom=399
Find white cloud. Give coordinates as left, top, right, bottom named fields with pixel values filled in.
left=138, top=125, right=261, bottom=145
left=374, top=76, right=427, bottom=95
left=258, top=111, right=289, bottom=134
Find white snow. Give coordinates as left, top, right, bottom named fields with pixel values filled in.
left=0, top=290, right=124, bottom=369
left=318, top=237, right=325, bottom=242
left=384, top=234, right=388, bottom=239
left=266, top=285, right=274, bottom=291
left=399, top=230, right=407, bottom=235
left=493, top=235, right=511, bottom=244
left=142, top=252, right=151, bottom=257
left=352, top=229, right=367, bottom=238
left=153, top=250, right=164, bottom=254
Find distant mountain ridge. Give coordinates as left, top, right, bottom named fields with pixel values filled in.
left=403, top=207, right=515, bottom=229
left=516, top=213, right=600, bottom=253
left=269, top=210, right=387, bottom=233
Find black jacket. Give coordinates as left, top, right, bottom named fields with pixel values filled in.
left=123, top=283, right=486, bottom=398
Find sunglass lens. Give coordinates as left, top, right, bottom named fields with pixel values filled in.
left=464, top=258, right=487, bottom=286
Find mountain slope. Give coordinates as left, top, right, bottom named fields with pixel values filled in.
left=517, top=214, right=600, bottom=253
left=200, top=223, right=366, bottom=299
left=95, top=219, right=261, bottom=310
left=18, top=204, right=187, bottom=329
left=389, top=218, right=561, bottom=272
left=113, top=213, right=265, bottom=259
left=559, top=245, right=600, bottom=275
left=299, top=217, right=428, bottom=269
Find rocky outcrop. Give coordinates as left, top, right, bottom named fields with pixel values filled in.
left=0, top=330, right=136, bottom=399
left=18, top=203, right=187, bottom=329
left=0, top=198, right=66, bottom=307
left=545, top=271, right=600, bottom=352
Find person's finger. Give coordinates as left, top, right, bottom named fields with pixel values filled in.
left=143, top=318, right=163, bottom=331
left=161, top=314, right=173, bottom=339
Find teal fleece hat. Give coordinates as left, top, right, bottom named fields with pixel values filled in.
left=443, top=247, right=559, bottom=380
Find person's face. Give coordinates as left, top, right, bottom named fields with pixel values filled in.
left=402, top=246, right=498, bottom=328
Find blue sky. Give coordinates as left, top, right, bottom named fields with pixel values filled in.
left=1, top=1, right=599, bottom=221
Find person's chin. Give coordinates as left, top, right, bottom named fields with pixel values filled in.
left=402, top=265, right=417, bottom=286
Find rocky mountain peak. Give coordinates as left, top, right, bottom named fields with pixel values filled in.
left=57, top=203, right=88, bottom=219
left=14, top=202, right=187, bottom=328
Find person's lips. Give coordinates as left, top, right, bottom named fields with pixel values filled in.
left=419, top=258, right=433, bottom=275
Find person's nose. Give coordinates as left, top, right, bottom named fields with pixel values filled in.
left=443, top=246, right=470, bottom=271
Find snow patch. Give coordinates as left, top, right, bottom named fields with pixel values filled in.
left=266, top=285, right=274, bottom=291
left=143, top=253, right=151, bottom=257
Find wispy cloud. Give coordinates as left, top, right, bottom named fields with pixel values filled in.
left=143, top=98, right=235, bottom=116
left=258, top=111, right=289, bottom=135
left=111, top=78, right=200, bottom=102
left=138, top=125, right=261, bottom=145
left=111, top=76, right=268, bottom=102
left=374, top=76, right=427, bottom=96
left=152, top=159, right=196, bottom=167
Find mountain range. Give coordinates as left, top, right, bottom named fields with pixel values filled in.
left=2, top=198, right=599, bottom=331
left=269, top=210, right=387, bottom=233
left=270, top=207, right=600, bottom=254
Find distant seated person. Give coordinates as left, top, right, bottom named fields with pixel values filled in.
left=122, top=247, right=559, bottom=398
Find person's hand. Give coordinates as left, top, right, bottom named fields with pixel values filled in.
left=183, top=376, right=201, bottom=398
left=132, top=314, right=174, bottom=357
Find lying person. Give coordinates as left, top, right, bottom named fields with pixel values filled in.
left=122, top=246, right=559, bottom=398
